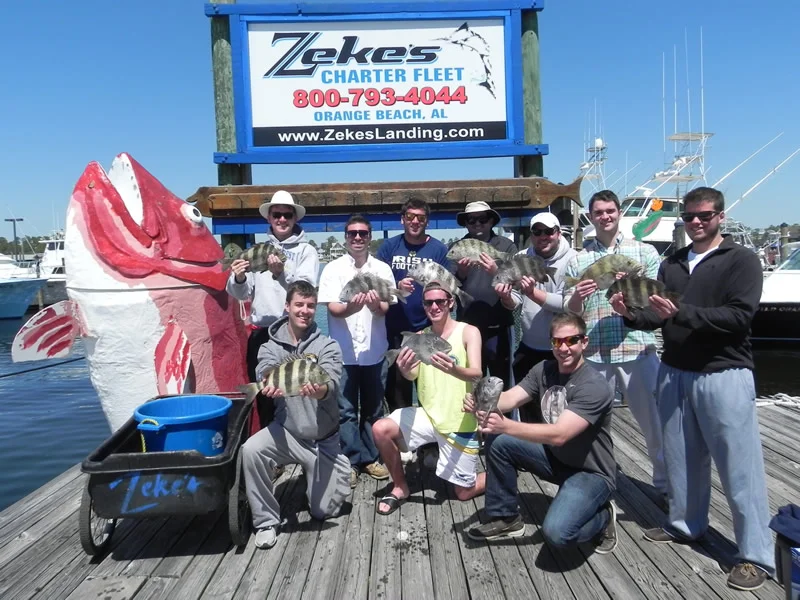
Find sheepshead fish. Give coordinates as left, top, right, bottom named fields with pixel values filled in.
left=491, top=254, right=556, bottom=288
left=447, top=239, right=510, bottom=263
left=221, top=242, right=287, bottom=273
left=239, top=354, right=332, bottom=400
left=340, top=273, right=408, bottom=304
left=406, top=261, right=473, bottom=305
left=472, top=375, right=504, bottom=427
left=606, top=276, right=681, bottom=310
left=564, top=255, right=644, bottom=290
left=385, top=331, right=452, bottom=367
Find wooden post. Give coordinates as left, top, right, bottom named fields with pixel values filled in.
left=673, top=220, right=686, bottom=251
left=514, top=10, right=543, bottom=179
left=211, top=0, right=255, bottom=249
left=780, top=222, right=790, bottom=263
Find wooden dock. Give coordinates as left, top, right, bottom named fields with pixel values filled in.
left=0, top=405, right=795, bottom=600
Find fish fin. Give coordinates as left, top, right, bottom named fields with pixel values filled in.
left=219, top=257, right=234, bottom=271
left=457, top=289, right=474, bottom=306
left=384, top=349, right=401, bottom=367
left=393, top=287, right=411, bottom=304
left=564, top=276, right=580, bottom=288
left=238, top=382, right=262, bottom=405
left=155, top=320, right=192, bottom=395
left=12, top=300, right=82, bottom=362
left=545, top=267, right=558, bottom=282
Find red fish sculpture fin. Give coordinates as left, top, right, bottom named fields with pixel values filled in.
left=11, top=300, right=84, bottom=362
left=154, top=320, right=192, bottom=395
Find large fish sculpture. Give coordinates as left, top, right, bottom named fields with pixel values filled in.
left=11, top=153, right=248, bottom=432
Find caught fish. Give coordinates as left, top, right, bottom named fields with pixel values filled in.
left=447, top=239, right=511, bottom=263
left=472, top=375, right=504, bottom=427
left=606, top=276, right=681, bottom=311
left=220, top=242, right=287, bottom=273
left=385, top=331, right=452, bottom=367
left=238, top=354, right=331, bottom=400
left=406, top=261, right=473, bottom=305
left=340, top=273, right=408, bottom=304
left=491, top=254, right=556, bottom=288
left=564, top=255, right=644, bottom=290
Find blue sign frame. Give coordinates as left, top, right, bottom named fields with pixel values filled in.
left=206, top=1, right=547, bottom=165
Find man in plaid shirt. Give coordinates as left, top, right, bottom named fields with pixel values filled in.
left=564, top=190, right=666, bottom=499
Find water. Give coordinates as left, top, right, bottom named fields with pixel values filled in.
left=0, top=306, right=797, bottom=512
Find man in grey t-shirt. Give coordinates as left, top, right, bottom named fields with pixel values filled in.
left=465, top=313, right=618, bottom=554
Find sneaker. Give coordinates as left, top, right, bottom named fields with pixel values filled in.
left=594, top=501, right=618, bottom=554
left=727, top=562, right=767, bottom=591
left=363, top=462, right=390, bottom=480
left=643, top=527, right=677, bottom=544
left=349, top=468, right=359, bottom=489
left=255, top=527, right=277, bottom=549
left=467, top=515, right=525, bottom=542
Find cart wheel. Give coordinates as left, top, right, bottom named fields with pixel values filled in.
left=228, top=449, right=251, bottom=547
left=79, top=481, right=116, bottom=556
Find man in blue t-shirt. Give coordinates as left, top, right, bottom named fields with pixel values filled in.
left=377, top=198, right=450, bottom=411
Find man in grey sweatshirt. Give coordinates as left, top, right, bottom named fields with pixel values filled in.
left=241, top=281, right=350, bottom=549
left=226, top=190, right=320, bottom=382
left=509, top=212, right=576, bottom=421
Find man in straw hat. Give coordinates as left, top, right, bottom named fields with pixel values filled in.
left=452, top=200, right=517, bottom=384
left=226, top=190, right=320, bottom=384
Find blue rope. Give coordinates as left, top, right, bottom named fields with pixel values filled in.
left=0, top=356, right=85, bottom=379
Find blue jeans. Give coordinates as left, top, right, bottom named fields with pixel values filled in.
left=485, top=434, right=613, bottom=546
left=338, top=361, right=387, bottom=467
left=658, top=364, right=775, bottom=575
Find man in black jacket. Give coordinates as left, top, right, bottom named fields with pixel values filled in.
left=609, top=186, right=774, bottom=592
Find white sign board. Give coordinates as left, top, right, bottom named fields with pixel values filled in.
left=246, top=19, right=507, bottom=147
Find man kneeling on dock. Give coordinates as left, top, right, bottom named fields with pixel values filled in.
left=466, top=314, right=618, bottom=554
left=241, top=281, right=350, bottom=549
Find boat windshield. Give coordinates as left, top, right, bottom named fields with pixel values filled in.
left=777, top=248, right=800, bottom=271
left=621, top=197, right=648, bottom=217
left=659, top=199, right=680, bottom=215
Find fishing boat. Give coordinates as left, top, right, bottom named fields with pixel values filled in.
left=0, top=277, right=47, bottom=319
left=751, top=244, right=800, bottom=344
left=0, top=232, right=68, bottom=307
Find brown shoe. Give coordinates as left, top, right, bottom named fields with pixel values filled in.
left=727, top=562, right=767, bottom=591
left=363, top=462, right=390, bottom=480
left=643, top=527, right=676, bottom=543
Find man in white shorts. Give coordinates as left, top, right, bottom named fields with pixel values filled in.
left=372, top=282, right=485, bottom=514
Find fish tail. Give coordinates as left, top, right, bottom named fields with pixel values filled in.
left=385, top=349, right=400, bottom=367
left=219, top=257, right=234, bottom=271
left=457, top=288, right=474, bottom=306
left=545, top=267, right=558, bottom=282
left=393, top=288, right=410, bottom=304
left=564, top=276, right=580, bottom=288
left=237, top=382, right=263, bottom=404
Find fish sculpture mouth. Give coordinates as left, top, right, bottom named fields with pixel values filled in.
left=71, top=154, right=228, bottom=291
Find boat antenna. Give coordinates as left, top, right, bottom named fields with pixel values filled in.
left=726, top=147, right=800, bottom=212
left=684, top=29, right=692, bottom=157
left=662, top=52, right=667, bottom=161
left=700, top=27, right=705, bottom=145
left=609, top=160, right=642, bottom=194
left=709, top=133, right=783, bottom=189
left=673, top=45, right=678, bottom=154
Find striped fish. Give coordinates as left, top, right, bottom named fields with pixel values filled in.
left=447, top=239, right=511, bottom=263
left=472, top=375, right=504, bottom=428
left=406, top=261, right=473, bottom=305
left=564, top=255, right=643, bottom=290
left=340, top=273, right=408, bottom=304
left=238, top=354, right=331, bottom=401
left=220, top=242, right=287, bottom=273
left=491, top=254, right=556, bottom=288
left=385, top=331, right=452, bottom=367
left=605, top=276, right=681, bottom=311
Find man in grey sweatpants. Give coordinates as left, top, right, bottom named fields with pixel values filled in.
left=242, top=280, right=351, bottom=549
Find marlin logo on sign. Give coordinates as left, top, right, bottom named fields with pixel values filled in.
left=263, top=33, right=442, bottom=78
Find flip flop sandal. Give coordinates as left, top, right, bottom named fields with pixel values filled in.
left=377, top=493, right=406, bottom=516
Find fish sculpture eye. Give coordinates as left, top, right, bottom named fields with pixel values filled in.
left=181, top=204, right=204, bottom=224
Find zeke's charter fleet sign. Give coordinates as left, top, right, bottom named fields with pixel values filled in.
left=246, top=19, right=507, bottom=147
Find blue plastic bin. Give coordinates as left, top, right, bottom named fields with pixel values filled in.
left=134, top=395, right=232, bottom=456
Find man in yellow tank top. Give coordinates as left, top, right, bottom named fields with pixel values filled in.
left=372, top=282, right=485, bottom=515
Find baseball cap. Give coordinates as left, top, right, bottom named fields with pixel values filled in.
left=529, top=212, right=560, bottom=230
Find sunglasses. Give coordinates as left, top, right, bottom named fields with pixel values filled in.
left=345, top=229, right=370, bottom=239
left=550, top=334, right=585, bottom=348
left=466, top=215, right=491, bottom=226
left=404, top=212, right=428, bottom=223
left=680, top=211, right=720, bottom=223
left=531, top=226, right=557, bottom=237
left=423, top=298, right=450, bottom=308
left=270, top=211, right=295, bottom=220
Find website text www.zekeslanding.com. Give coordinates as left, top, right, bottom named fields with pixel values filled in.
left=253, top=121, right=506, bottom=146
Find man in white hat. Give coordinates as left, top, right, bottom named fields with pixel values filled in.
left=226, top=190, right=320, bottom=385
left=452, top=201, right=517, bottom=383
left=504, top=212, right=576, bottom=421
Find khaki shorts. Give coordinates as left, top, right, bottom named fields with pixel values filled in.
left=388, top=407, right=478, bottom=489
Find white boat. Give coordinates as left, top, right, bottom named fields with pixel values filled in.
left=0, top=232, right=67, bottom=307
left=0, top=278, right=47, bottom=319
left=751, top=244, right=800, bottom=343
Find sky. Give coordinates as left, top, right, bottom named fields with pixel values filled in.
left=1, top=0, right=799, bottom=245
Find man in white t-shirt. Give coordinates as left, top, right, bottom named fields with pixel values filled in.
left=318, top=215, right=397, bottom=488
